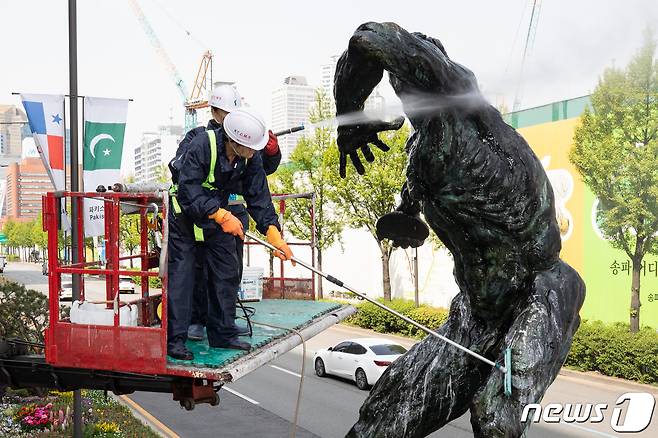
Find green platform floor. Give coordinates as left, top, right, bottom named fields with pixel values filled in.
left=167, top=299, right=342, bottom=369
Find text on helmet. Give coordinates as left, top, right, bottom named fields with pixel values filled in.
left=233, top=128, right=252, bottom=140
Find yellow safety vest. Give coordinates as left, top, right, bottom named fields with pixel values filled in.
left=169, top=130, right=219, bottom=242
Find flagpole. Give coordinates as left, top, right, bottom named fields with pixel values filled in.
left=62, top=98, right=68, bottom=266
left=68, top=0, right=83, bottom=437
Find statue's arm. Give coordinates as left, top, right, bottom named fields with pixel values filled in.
left=334, top=22, right=478, bottom=177
left=335, top=22, right=478, bottom=115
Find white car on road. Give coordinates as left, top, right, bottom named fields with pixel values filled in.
left=119, top=276, right=137, bottom=294
left=313, top=338, right=408, bottom=390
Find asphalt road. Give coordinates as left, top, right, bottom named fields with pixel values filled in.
left=128, top=324, right=658, bottom=438
left=2, top=260, right=149, bottom=302
left=4, top=261, right=658, bottom=437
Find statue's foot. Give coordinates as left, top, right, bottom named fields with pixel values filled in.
left=376, top=211, right=429, bottom=248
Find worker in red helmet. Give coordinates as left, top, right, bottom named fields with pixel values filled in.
left=167, top=106, right=293, bottom=361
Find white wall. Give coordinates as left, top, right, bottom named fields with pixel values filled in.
left=243, top=227, right=459, bottom=308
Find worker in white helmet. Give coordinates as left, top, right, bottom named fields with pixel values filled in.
left=170, top=85, right=283, bottom=343
left=166, top=107, right=293, bottom=360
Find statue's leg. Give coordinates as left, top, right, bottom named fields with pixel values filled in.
left=346, top=293, right=502, bottom=438
left=469, top=260, right=586, bottom=438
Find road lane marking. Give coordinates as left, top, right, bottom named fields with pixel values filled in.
left=270, top=364, right=302, bottom=378
left=557, top=421, right=619, bottom=438
left=120, top=395, right=180, bottom=438
left=223, top=387, right=260, bottom=405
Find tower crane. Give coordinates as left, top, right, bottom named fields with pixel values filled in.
left=128, top=0, right=213, bottom=131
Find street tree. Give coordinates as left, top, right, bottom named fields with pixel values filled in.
left=153, top=163, right=171, bottom=183
left=3, top=220, right=17, bottom=257
left=85, top=237, right=96, bottom=262
left=328, top=124, right=410, bottom=300
left=6, top=221, right=34, bottom=261
left=570, top=32, right=658, bottom=332
left=270, top=89, right=343, bottom=298
left=119, top=214, right=141, bottom=268
left=32, top=217, right=48, bottom=255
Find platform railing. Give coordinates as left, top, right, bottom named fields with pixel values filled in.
left=42, top=191, right=168, bottom=375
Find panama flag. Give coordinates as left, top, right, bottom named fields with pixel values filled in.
left=20, top=94, right=66, bottom=191
left=83, top=97, right=129, bottom=237
left=20, top=93, right=70, bottom=231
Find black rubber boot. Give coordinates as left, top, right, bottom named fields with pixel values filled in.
left=210, top=338, right=251, bottom=351
left=167, top=338, right=194, bottom=360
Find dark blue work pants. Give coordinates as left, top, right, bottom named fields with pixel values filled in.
left=190, top=207, right=248, bottom=327
left=167, top=207, right=243, bottom=348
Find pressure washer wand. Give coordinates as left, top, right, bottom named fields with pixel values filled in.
left=273, top=125, right=305, bottom=137
left=245, top=231, right=509, bottom=375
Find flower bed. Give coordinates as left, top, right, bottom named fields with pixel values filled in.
left=0, top=388, right=159, bottom=437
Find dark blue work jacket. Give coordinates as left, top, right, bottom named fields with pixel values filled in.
left=176, top=128, right=280, bottom=234
left=169, top=120, right=281, bottom=182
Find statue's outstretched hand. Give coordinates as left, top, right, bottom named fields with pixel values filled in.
left=336, top=117, right=404, bottom=177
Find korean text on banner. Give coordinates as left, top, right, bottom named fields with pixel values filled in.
left=83, top=97, right=128, bottom=237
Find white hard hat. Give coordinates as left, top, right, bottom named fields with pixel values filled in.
left=224, top=107, right=269, bottom=150
left=208, top=85, right=242, bottom=112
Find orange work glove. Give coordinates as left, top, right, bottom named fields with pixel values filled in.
left=266, top=225, right=295, bottom=265
left=209, top=208, right=244, bottom=239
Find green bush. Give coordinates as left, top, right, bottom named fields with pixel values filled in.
left=347, top=298, right=448, bottom=339
left=128, top=270, right=162, bottom=289
left=347, top=298, right=658, bottom=385
left=1, top=279, right=50, bottom=344
left=403, top=306, right=449, bottom=337
left=0, top=278, right=69, bottom=346
left=565, top=320, right=658, bottom=384
left=6, top=255, right=20, bottom=262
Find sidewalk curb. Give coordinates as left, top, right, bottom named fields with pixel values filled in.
left=112, top=393, right=179, bottom=438
left=558, top=368, right=658, bottom=394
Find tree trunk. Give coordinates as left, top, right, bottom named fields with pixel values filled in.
left=129, top=250, right=134, bottom=268
left=381, top=246, right=392, bottom=301
left=317, top=249, right=323, bottom=300
left=630, top=257, right=642, bottom=333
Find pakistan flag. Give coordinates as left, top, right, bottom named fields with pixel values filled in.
left=83, top=97, right=129, bottom=237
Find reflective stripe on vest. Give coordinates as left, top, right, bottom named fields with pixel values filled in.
left=202, top=130, right=218, bottom=190
left=170, top=183, right=203, bottom=241
left=169, top=184, right=182, bottom=214
left=193, top=225, right=204, bottom=242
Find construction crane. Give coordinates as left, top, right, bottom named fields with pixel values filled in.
left=128, top=0, right=213, bottom=131
left=512, top=0, right=542, bottom=112
left=186, top=51, right=213, bottom=111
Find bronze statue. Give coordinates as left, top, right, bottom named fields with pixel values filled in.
left=334, top=22, right=586, bottom=438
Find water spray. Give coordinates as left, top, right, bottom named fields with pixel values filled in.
left=278, top=90, right=489, bottom=135
left=245, top=231, right=513, bottom=397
